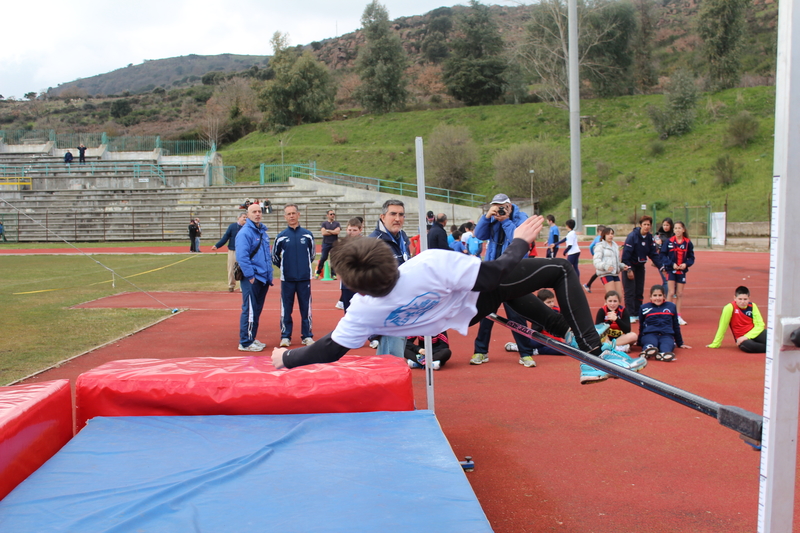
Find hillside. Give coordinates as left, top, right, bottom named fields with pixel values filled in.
left=220, top=85, right=776, bottom=225
left=48, top=54, right=270, bottom=97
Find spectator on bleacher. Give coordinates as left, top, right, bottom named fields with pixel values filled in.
left=194, top=218, right=203, bottom=252
left=64, top=151, right=73, bottom=165
left=212, top=212, right=247, bottom=292
left=188, top=218, right=199, bottom=252
left=264, top=198, right=272, bottom=214
left=78, top=144, right=87, bottom=164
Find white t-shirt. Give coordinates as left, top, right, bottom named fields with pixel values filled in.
left=331, top=249, right=482, bottom=349
left=565, top=230, right=580, bottom=255
left=460, top=230, right=473, bottom=244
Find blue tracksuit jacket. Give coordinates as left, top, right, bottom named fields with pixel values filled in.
left=474, top=204, right=528, bottom=261
left=273, top=226, right=315, bottom=281
left=234, top=219, right=273, bottom=284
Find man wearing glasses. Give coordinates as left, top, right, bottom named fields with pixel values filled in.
left=316, top=209, right=341, bottom=280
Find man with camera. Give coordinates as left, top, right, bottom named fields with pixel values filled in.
left=470, top=194, right=538, bottom=368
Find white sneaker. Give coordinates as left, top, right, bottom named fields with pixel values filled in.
left=407, top=358, right=422, bottom=369
left=678, top=316, right=687, bottom=326
left=279, top=338, right=290, bottom=348
left=238, top=343, right=264, bottom=352
left=252, top=340, right=266, bottom=348
left=615, top=344, right=630, bottom=353
left=505, top=342, right=519, bottom=352
left=302, top=337, right=315, bottom=346
left=335, top=301, right=344, bottom=310
left=369, top=339, right=379, bottom=349
left=432, top=360, right=441, bottom=370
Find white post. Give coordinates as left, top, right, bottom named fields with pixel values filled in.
left=568, top=0, right=582, bottom=230
left=759, top=1, right=800, bottom=531
left=415, top=137, right=435, bottom=413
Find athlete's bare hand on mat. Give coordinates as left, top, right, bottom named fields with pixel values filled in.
left=512, top=215, right=543, bottom=244
left=271, top=348, right=287, bottom=369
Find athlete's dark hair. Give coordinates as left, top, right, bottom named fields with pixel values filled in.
left=639, top=215, right=653, bottom=225
left=347, top=217, right=362, bottom=230
left=649, top=284, right=665, bottom=296
left=452, top=231, right=462, bottom=241
left=600, top=226, right=615, bottom=239
left=537, top=288, right=555, bottom=301
left=330, top=237, right=400, bottom=298
left=565, top=219, right=576, bottom=230
left=597, top=224, right=606, bottom=233
left=546, top=214, right=556, bottom=223
left=735, top=286, right=750, bottom=296
left=604, top=290, right=621, bottom=301
left=673, top=220, right=690, bottom=239
left=450, top=224, right=458, bottom=233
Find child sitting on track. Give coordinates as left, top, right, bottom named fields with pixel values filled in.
left=638, top=285, right=691, bottom=362
left=707, top=285, right=767, bottom=353
left=595, top=290, right=637, bottom=351
left=272, top=216, right=610, bottom=370
left=404, top=332, right=451, bottom=370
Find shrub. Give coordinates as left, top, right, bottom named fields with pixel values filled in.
left=650, top=141, right=665, bottom=156
left=647, top=69, right=698, bottom=140
left=425, top=124, right=478, bottom=190
left=493, top=142, right=569, bottom=206
left=713, top=154, right=740, bottom=186
left=727, top=111, right=759, bottom=148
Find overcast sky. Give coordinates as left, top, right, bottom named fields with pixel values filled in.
left=1, top=0, right=495, bottom=99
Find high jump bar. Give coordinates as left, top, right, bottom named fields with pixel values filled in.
left=487, top=313, right=763, bottom=445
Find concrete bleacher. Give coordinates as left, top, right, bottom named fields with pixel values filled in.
left=0, top=149, right=482, bottom=243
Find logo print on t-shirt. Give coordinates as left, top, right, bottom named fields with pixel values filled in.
left=385, top=292, right=441, bottom=327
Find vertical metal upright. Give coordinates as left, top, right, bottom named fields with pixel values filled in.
left=568, top=0, right=582, bottom=230
left=759, top=1, right=800, bottom=530
left=415, top=136, right=435, bottom=413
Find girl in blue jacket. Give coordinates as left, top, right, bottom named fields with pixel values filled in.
left=638, top=285, right=691, bottom=362
left=660, top=221, right=694, bottom=326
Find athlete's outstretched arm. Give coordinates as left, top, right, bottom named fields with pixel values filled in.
left=272, top=333, right=349, bottom=369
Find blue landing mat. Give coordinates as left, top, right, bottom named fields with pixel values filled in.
left=0, top=411, right=492, bottom=532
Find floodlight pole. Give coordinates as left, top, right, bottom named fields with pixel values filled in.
left=567, top=0, right=582, bottom=230
left=759, top=1, right=800, bottom=531
left=415, top=136, right=435, bottom=413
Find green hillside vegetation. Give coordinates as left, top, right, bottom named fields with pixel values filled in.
left=220, top=85, right=775, bottom=224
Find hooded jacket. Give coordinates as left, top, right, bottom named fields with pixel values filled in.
left=235, top=218, right=273, bottom=284
left=474, top=204, right=528, bottom=261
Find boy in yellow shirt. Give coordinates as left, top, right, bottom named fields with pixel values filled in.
left=707, top=286, right=766, bottom=353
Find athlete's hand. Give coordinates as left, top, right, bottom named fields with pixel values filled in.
left=271, top=348, right=287, bottom=369
left=512, top=215, right=543, bottom=244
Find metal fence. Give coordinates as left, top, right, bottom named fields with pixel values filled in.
left=259, top=163, right=486, bottom=207
left=0, top=129, right=212, bottom=155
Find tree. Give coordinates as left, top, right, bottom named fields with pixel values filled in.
left=355, top=1, right=407, bottom=114
left=421, top=8, right=453, bottom=64
left=493, top=142, right=569, bottom=206
left=425, top=124, right=477, bottom=190
left=24, top=92, right=37, bottom=101
left=259, top=32, right=335, bottom=129
left=699, top=0, right=747, bottom=91
left=647, top=69, right=698, bottom=140
left=443, top=0, right=507, bottom=106
left=630, top=0, right=659, bottom=92
left=515, top=0, right=636, bottom=107
left=110, top=99, right=132, bottom=119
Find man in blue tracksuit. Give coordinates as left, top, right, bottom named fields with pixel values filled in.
left=235, top=204, right=273, bottom=352
left=273, top=204, right=316, bottom=348
left=212, top=212, right=246, bottom=292
left=470, top=193, right=538, bottom=368
left=621, top=215, right=663, bottom=320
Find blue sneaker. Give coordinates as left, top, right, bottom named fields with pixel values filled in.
left=580, top=363, right=609, bottom=384
left=407, top=359, right=423, bottom=369
left=600, top=347, right=647, bottom=372
left=564, top=323, right=611, bottom=349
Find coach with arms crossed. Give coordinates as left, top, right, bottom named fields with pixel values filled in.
left=235, top=204, right=273, bottom=352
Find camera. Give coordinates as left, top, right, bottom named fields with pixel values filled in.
left=497, top=207, right=506, bottom=216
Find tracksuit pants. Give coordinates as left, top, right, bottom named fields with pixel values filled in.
left=239, top=278, right=269, bottom=347
left=472, top=257, right=601, bottom=355
left=280, top=280, right=312, bottom=341
left=622, top=263, right=646, bottom=316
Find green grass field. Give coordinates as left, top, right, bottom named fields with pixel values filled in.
left=221, top=86, right=775, bottom=224
left=0, top=252, right=233, bottom=385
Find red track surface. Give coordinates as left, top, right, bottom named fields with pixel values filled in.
left=17, top=247, right=799, bottom=532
